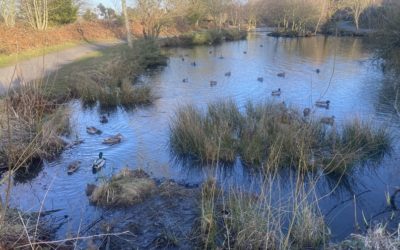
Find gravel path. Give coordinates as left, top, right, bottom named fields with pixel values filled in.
left=0, top=41, right=121, bottom=94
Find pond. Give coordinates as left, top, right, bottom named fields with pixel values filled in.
left=5, top=31, right=400, bottom=245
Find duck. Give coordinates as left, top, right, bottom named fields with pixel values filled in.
left=181, top=57, right=185, bottom=61
left=182, top=78, right=188, bottom=83
left=277, top=72, right=286, bottom=78
left=92, top=152, right=106, bottom=171
left=303, top=108, right=311, bottom=117
left=243, top=51, right=247, bottom=54
left=209, top=51, right=213, bottom=54
left=271, top=88, right=281, bottom=96
left=225, top=71, right=231, bottom=77
left=210, top=80, right=217, bottom=86
left=67, top=161, right=81, bottom=175
left=100, top=115, right=108, bottom=124
left=103, top=133, right=123, bottom=145
left=320, top=116, right=335, bottom=126
left=260, top=44, right=264, bottom=47
left=257, top=77, right=264, bottom=82
left=219, top=56, right=224, bottom=59
left=86, top=126, right=102, bottom=135
left=315, top=100, right=330, bottom=109
left=316, top=68, right=320, bottom=74
left=191, top=61, right=196, bottom=66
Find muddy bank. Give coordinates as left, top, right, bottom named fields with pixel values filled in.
left=84, top=170, right=200, bottom=249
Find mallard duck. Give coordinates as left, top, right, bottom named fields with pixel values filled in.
left=277, top=72, right=286, bottom=77
left=315, top=100, right=330, bottom=109
left=303, top=108, right=311, bottom=117
left=272, top=88, right=281, bottom=96
left=225, top=71, right=231, bottom=77
left=257, top=77, right=264, bottom=82
left=86, top=126, right=102, bottom=135
left=210, top=80, right=217, bottom=86
left=100, top=115, right=108, bottom=124
left=320, top=116, right=335, bottom=125
left=92, top=152, right=105, bottom=170
left=67, top=161, right=81, bottom=175
left=103, top=133, right=123, bottom=145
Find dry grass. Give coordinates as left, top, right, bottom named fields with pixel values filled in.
left=0, top=81, right=70, bottom=170
left=89, top=168, right=157, bottom=208
left=198, top=176, right=330, bottom=249
left=332, top=224, right=400, bottom=250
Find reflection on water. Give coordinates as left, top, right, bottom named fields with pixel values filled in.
left=3, top=32, right=400, bottom=242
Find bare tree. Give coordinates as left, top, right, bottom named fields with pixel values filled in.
left=121, top=0, right=133, bottom=48
left=21, top=0, right=49, bottom=30
left=0, top=0, right=16, bottom=27
left=344, top=0, right=373, bottom=30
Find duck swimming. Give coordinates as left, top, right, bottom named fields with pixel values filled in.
left=210, top=80, right=217, bottom=86
left=225, top=71, right=231, bottom=77
left=272, top=88, right=281, bottom=96
left=103, top=133, right=123, bottom=145
left=67, top=161, right=81, bottom=175
left=86, top=126, right=102, bottom=135
left=92, top=152, right=105, bottom=171
left=303, top=108, right=311, bottom=117
left=100, top=115, right=108, bottom=124
left=320, top=116, right=335, bottom=126
left=315, top=100, right=330, bottom=109
left=277, top=72, right=286, bottom=77
left=257, top=77, right=264, bottom=82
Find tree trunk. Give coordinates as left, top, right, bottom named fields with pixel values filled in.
left=121, top=0, right=133, bottom=48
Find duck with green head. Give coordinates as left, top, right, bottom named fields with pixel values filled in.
left=93, top=152, right=106, bottom=170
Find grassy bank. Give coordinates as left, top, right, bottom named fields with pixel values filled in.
left=46, top=39, right=167, bottom=108
left=159, top=29, right=247, bottom=47
left=170, top=100, right=391, bottom=175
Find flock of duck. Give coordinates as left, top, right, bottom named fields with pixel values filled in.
left=181, top=51, right=334, bottom=126
left=67, top=114, right=123, bottom=175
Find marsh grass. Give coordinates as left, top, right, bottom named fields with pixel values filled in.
left=198, top=176, right=330, bottom=249
left=89, top=168, right=157, bottom=208
left=333, top=224, right=400, bottom=250
left=48, top=40, right=167, bottom=108
left=170, top=100, right=391, bottom=175
left=0, top=81, right=71, bottom=170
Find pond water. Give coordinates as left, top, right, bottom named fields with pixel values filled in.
left=4, top=32, right=400, bottom=244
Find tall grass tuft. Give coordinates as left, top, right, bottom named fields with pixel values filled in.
left=198, top=175, right=329, bottom=249
left=170, top=100, right=391, bottom=175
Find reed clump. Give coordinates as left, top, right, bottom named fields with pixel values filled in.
left=198, top=177, right=329, bottom=249
left=0, top=82, right=70, bottom=171
left=89, top=168, right=157, bottom=208
left=170, top=100, right=391, bottom=175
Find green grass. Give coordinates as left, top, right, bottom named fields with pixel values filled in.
left=0, top=42, right=82, bottom=68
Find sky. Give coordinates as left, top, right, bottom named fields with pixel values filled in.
left=88, top=0, right=121, bottom=9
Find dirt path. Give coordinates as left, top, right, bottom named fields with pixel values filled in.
left=0, top=41, right=122, bottom=94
